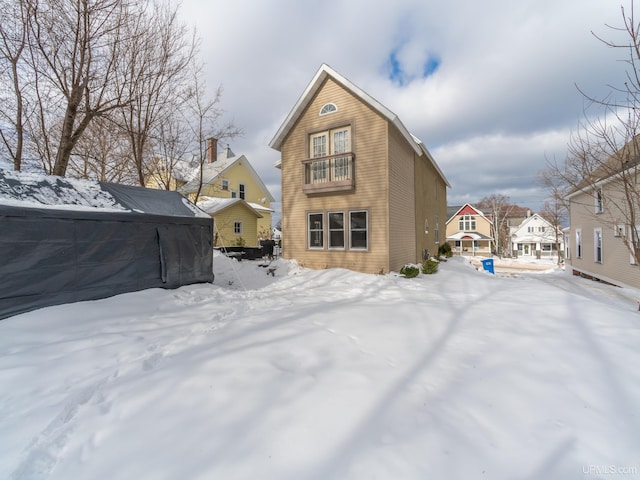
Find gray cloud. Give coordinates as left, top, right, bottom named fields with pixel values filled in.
left=180, top=0, right=628, bottom=217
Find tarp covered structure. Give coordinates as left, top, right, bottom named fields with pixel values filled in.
left=0, top=170, right=214, bottom=320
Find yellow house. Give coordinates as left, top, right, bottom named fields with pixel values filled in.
left=179, top=140, right=275, bottom=247
left=269, top=63, right=450, bottom=274
left=445, top=204, right=494, bottom=257
left=145, top=155, right=198, bottom=192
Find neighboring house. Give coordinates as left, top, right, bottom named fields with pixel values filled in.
left=509, top=213, right=564, bottom=259
left=445, top=204, right=494, bottom=256
left=197, top=196, right=264, bottom=247
left=145, top=155, right=199, bottom=192
left=567, top=143, right=640, bottom=289
left=269, top=63, right=450, bottom=274
left=180, top=139, right=276, bottom=247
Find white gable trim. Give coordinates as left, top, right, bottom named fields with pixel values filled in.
left=269, top=64, right=422, bottom=156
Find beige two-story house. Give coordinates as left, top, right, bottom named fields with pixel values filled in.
left=269, top=64, right=450, bottom=274
left=445, top=204, right=494, bottom=257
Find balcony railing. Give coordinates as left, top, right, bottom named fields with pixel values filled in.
left=302, top=153, right=355, bottom=194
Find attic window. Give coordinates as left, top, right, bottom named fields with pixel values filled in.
left=320, top=103, right=337, bottom=116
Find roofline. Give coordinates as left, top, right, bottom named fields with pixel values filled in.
left=199, top=198, right=264, bottom=218
left=414, top=136, right=451, bottom=188
left=445, top=203, right=488, bottom=223
left=269, top=63, right=422, bottom=156
left=181, top=154, right=275, bottom=202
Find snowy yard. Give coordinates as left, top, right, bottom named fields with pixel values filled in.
left=1, top=254, right=639, bottom=480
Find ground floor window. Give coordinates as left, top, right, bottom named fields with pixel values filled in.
left=234, top=221, right=243, bottom=235
left=308, top=213, right=324, bottom=248
left=349, top=211, right=368, bottom=249
left=307, top=209, right=368, bottom=251
left=594, top=228, right=603, bottom=263
left=328, top=212, right=345, bottom=249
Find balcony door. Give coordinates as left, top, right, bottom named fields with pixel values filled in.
left=309, top=126, right=351, bottom=184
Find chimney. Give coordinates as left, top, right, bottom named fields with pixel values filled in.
left=207, top=137, right=218, bottom=163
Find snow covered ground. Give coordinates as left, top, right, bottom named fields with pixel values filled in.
left=1, top=254, right=640, bottom=480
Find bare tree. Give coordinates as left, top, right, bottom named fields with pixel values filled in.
left=0, top=0, right=30, bottom=170
left=548, top=2, right=640, bottom=265
left=477, top=193, right=514, bottom=257
left=147, top=113, right=194, bottom=190
left=538, top=163, right=569, bottom=265
left=26, top=0, right=139, bottom=176
left=68, top=116, right=136, bottom=183
left=184, top=66, right=242, bottom=204
left=118, top=0, right=197, bottom=187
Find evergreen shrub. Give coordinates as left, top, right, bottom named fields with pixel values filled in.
left=438, top=242, right=453, bottom=258
left=399, top=265, right=420, bottom=278
left=422, top=259, right=439, bottom=274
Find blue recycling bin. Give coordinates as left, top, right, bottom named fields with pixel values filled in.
left=481, top=258, right=495, bottom=274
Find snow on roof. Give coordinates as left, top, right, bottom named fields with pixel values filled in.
left=0, top=169, right=210, bottom=218
left=197, top=196, right=264, bottom=218
left=0, top=169, right=126, bottom=212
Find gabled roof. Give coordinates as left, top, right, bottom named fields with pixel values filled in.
left=179, top=147, right=275, bottom=202
left=196, top=196, right=264, bottom=218
left=510, top=213, right=560, bottom=238
left=269, top=63, right=449, bottom=187
left=445, top=203, right=491, bottom=224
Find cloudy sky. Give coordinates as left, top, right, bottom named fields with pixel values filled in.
left=179, top=0, right=628, bottom=218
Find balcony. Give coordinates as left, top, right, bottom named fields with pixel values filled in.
left=302, top=153, right=355, bottom=194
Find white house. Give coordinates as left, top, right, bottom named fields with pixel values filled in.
left=510, top=213, right=564, bottom=259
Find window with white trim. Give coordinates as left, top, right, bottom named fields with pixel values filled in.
left=328, top=212, right=345, bottom=249
left=594, top=228, right=603, bottom=263
left=308, top=212, right=324, bottom=248
left=459, top=214, right=476, bottom=231
left=320, top=103, right=337, bottom=115
left=308, top=126, right=352, bottom=185
left=630, top=225, right=639, bottom=265
left=239, top=183, right=246, bottom=200
left=614, top=224, right=624, bottom=237
left=221, top=179, right=229, bottom=191
left=576, top=229, right=582, bottom=259
left=234, top=221, right=242, bottom=235
left=349, top=210, right=368, bottom=249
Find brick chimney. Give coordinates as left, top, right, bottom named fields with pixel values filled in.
left=207, top=137, right=218, bottom=163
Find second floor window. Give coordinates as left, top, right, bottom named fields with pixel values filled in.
left=239, top=183, right=246, bottom=200
left=221, top=179, right=229, bottom=191
left=307, top=126, right=352, bottom=185
left=459, top=214, right=476, bottom=231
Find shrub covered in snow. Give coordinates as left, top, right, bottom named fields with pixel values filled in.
left=422, top=258, right=439, bottom=274
left=399, top=264, right=420, bottom=278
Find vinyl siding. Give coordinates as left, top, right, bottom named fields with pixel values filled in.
left=569, top=188, right=640, bottom=289
left=414, top=147, right=447, bottom=262
left=213, top=204, right=259, bottom=248
left=388, top=123, right=417, bottom=272
left=201, top=160, right=272, bottom=244
left=280, top=77, right=390, bottom=273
